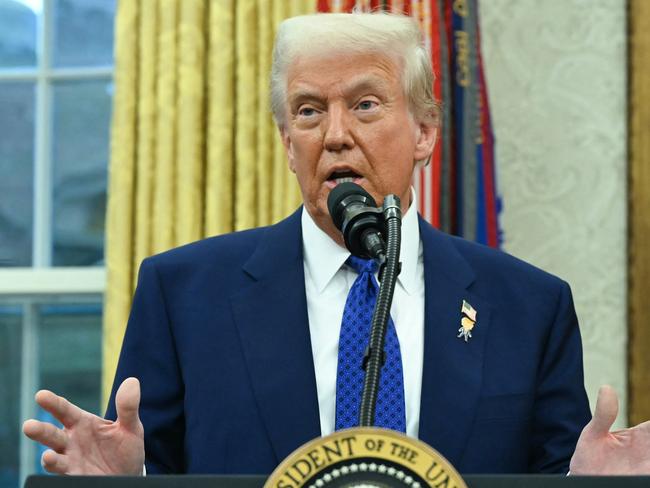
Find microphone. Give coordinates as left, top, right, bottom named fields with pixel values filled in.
left=327, top=182, right=386, bottom=259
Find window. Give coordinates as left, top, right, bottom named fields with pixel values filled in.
left=0, top=1, right=115, bottom=486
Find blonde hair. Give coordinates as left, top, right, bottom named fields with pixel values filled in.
left=270, top=12, right=440, bottom=128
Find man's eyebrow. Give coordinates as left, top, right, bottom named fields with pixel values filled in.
left=288, top=88, right=323, bottom=106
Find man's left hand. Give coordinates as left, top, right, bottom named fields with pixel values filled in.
left=570, top=385, right=650, bottom=474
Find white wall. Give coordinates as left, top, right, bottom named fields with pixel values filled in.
left=479, top=0, right=628, bottom=426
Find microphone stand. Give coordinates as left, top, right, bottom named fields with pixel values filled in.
left=358, top=195, right=402, bottom=428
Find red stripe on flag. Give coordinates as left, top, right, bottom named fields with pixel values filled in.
left=317, top=0, right=330, bottom=12
left=318, top=0, right=359, bottom=13
left=419, top=167, right=426, bottom=217
left=427, top=0, right=442, bottom=227
left=430, top=0, right=442, bottom=101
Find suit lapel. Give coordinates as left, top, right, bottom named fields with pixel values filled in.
left=417, top=217, right=491, bottom=466
left=229, top=212, right=492, bottom=465
left=229, top=209, right=321, bottom=463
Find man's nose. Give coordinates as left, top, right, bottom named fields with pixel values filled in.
left=323, top=105, right=354, bottom=151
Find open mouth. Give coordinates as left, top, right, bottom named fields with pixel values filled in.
left=326, top=170, right=362, bottom=187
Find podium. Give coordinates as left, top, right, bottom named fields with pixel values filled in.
left=24, top=475, right=650, bottom=488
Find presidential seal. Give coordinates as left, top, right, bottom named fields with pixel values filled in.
left=264, top=428, right=468, bottom=488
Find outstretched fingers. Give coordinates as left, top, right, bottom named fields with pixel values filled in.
left=41, top=449, right=69, bottom=475
left=22, top=419, right=68, bottom=452
left=35, top=390, right=83, bottom=428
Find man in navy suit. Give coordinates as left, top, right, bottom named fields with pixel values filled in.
left=23, top=12, right=650, bottom=477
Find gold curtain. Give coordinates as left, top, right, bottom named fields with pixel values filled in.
left=629, top=0, right=650, bottom=426
left=103, top=0, right=315, bottom=402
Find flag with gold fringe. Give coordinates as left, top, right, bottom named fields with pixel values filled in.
left=317, top=0, right=501, bottom=247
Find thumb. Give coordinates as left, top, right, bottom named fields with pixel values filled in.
left=115, top=377, right=142, bottom=431
left=589, top=384, right=618, bottom=437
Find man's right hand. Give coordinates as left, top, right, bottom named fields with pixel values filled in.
left=22, top=377, right=145, bottom=475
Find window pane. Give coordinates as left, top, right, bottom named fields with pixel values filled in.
left=52, top=0, right=116, bottom=68
left=0, top=0, right=39, bottom=68
left=38, top=302, right=102, bottom=415
left=52, top=80, right=112, bottom=266
left=0, top=82, right=34, bottom=267
left=0, top=305, right=22, bottom=488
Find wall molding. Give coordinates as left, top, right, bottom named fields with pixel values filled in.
left=628, top=0, right=650, bottom=426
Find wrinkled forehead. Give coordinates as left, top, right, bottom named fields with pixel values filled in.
left=285, top=48, right=406, bottom=95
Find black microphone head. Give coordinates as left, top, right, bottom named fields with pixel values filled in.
left=327, top=182, right=377, bottom=231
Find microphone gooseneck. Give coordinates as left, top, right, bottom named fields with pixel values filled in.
left=327, top=182, right=386, bottom=260
left=358, top=195, right=402, bottom=428
left=327, top=182, right=403, bottom=430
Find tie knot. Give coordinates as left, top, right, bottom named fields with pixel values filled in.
left=346, top=255, right=378, bottom=275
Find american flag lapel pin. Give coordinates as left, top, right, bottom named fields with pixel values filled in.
left=458, top=300, right=477, bottom=342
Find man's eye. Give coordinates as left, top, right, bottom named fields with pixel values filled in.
left=298, top=107, right=317, bottom=116
left=356, top=99, right=378, bottom=111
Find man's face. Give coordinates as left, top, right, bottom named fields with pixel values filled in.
left=280, top=51, right=437, bottom=245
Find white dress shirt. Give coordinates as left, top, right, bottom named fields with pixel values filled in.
left=301, top=201, right=425, bottom=438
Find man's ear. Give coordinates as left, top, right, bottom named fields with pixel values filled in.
left=280, top=127, right=296, bottom=174
left=413, top=121, right=438, bottom=162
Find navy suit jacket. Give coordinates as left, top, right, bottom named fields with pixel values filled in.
left=106, top=208, right=591, bottom=475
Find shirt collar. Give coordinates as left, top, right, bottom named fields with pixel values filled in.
left=301, top=190, right=421, bottom=295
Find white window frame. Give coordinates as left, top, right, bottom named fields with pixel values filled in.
left=0, top=0, right=113, bottom=267
left=0, top=0, right=114, bottom=485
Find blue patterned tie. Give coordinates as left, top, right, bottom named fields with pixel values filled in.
left=335, top=256, right=406, bottom=432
